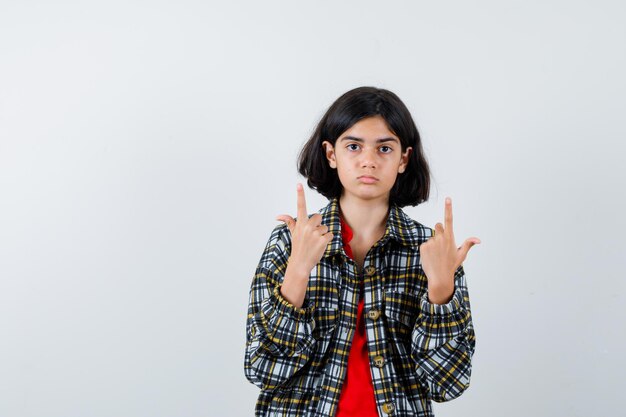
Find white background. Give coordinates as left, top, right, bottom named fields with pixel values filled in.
left=1, top=1, right=624, bottom=416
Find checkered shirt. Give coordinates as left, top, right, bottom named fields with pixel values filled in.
left=243, top=196, right=476, bottom=416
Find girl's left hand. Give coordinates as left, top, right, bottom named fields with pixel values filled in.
left=419, top=197, right=481, bottom=304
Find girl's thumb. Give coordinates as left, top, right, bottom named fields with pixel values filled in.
left=276, top=215, right=295, bottom=232
left=458, top=238, right=479, bottom=259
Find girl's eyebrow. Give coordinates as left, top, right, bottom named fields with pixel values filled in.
left=340, top=136, right=399, bottom=144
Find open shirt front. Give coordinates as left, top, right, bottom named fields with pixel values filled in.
left=244, top=196, right=476, bottom=417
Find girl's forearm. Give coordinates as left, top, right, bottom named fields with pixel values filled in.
left=279, top=257, right=310, bottom=308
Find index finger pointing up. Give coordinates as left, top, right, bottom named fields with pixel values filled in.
left=297, top=183, right=308, bottom=224
left=445, top=197, right=453, bottom=236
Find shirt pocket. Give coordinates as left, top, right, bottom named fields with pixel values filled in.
left=383, top=289, right=420, bottom=340
left=309, top=306, right=338, bottom=370
left=311, top=306, right=338, bottom=340
left=269, top=388, right=313, bottom=417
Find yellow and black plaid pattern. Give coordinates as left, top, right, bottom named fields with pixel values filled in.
left=244, top=197, right=476, bottom=416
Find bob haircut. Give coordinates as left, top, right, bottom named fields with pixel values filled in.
left=297, top=86, right=430, bottom=208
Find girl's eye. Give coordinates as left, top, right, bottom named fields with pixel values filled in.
left=346, top=144, right=393, bottom=153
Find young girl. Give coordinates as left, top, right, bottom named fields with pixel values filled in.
left=244, top=86, right=480, bottom=417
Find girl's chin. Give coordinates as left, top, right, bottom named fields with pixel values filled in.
left=343, top=188, right=390, bottom=199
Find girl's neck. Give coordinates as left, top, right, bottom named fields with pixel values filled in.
left=338, top=193, right=390, bottom=241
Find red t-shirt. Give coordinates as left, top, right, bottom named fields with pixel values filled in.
left=335, top=214, right=379, bottom=416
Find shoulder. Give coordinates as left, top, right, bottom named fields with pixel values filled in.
left=268, top=222, right=291, bottom=247
left=413, top=219, right=435, bottom=239
left=255, top=222, right=292, bottom=273
left=394, top=206, right=435, bottom=244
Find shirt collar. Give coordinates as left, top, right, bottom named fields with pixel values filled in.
left=319, top=196, right=420, bottom=259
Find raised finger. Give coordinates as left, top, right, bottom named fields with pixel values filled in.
left=444, top=197, right=453, bottom=237
left=296, top=183, right=308, bottom=225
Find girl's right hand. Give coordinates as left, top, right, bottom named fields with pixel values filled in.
left=275, top=183, right=334, bottom=275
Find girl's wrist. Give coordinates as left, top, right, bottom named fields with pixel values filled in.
left=427, top=283, right=455, bottom=304
left=286, top=256, right=312, bottom=279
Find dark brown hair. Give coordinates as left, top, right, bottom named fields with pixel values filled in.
left=297, top=86, right=430, bottom=208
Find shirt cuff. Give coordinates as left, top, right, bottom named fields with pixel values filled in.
left=269, top=284, right=316, bottom=321
left=419, top=284, right=464, bottom=316
left=413, top=284, right=471, bottom=352
left=252, top=284, right=316, bottom=355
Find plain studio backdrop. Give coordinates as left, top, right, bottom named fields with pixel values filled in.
left=1, top=1, right=624, bottom=416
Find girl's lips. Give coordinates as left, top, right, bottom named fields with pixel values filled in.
left=358, top=176, right=378, bottom=184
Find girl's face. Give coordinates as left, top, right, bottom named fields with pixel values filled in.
left=322, top=115, right=412, bottom=203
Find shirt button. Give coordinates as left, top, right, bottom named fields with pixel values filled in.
left=365, top=265, right=376, bottom=276
left=382, top=402, right=395, bottom=414
left=367, top=309, right=381, bottom=320
left=373, top=355, right=385, bottom=367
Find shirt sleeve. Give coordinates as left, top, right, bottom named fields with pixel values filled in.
left=243, top=223, right=318, bottom=391
left=410, top=264, right=476, bottom=402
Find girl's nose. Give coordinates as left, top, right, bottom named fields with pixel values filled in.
left=360, top=148, right=377, bottom=167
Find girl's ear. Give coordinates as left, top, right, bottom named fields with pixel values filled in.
left=398, top=146, right=412, bottom=173
left=321, top=140, right=337, bottom=169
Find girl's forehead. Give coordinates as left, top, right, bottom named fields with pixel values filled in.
left=339, top=116, right=399, bottom=143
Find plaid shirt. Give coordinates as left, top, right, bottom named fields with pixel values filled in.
left=243, top=196, right=476, bottom=417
